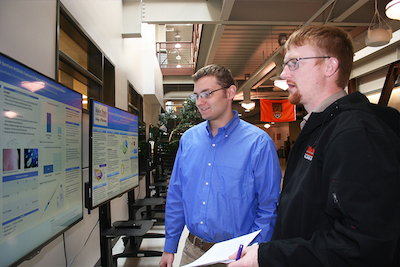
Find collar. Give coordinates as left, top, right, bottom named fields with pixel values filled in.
left=205, top=110, right=240, bottom=137
left=300, top=90, right=347, bottom=129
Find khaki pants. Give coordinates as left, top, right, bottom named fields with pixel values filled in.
left=179, top=236, right=226, bottom=267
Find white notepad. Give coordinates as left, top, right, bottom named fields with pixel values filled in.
left=182, top=229, right=261, bottom=267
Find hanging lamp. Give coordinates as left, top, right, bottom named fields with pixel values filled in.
left=270, top=52, right=288, bottom=90
left=386, top=0, right=400, bottom=20
left=240, top=89, right=255, bottom=112
left=365, top=0, right=392, bottom=47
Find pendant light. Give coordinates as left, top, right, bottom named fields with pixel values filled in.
left=365, top=0, right=392, bottom=47
left=386, top=0, right=400, bottom=20
left=240, top=88, right=255, bottom=111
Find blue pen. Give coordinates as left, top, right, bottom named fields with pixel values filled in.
left=236, top=244, right=244, bottom=261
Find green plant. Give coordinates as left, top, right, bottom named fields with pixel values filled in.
left=158, top=98, right=203, bottom=151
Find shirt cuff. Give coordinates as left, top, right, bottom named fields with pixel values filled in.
left=164, top=238, right=180, bottom=254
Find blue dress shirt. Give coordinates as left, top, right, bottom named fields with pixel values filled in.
left=164, top=110, right=281, bottom=253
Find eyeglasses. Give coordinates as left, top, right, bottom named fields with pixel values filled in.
left=282, top=56, right=331, bottom=71
left=189, top=86, right=230, bottom=102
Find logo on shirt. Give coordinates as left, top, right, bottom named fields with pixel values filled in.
left=304, top=145, right=315, bottom=161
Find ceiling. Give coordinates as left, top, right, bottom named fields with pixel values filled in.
left=145, top=0, right=400, bottom=124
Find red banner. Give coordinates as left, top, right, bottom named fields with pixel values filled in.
left=260, top=99, right=296, bottom=122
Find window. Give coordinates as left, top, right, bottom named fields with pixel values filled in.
left=128, top=82, right=143, bottom=121
left=58, top=4, right=115, bottom=109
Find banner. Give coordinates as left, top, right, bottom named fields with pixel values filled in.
left=260, top=99, right=296, bottom=122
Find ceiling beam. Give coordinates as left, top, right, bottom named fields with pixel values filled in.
left=238, top=0, right=337, bottom=94
left=141, top=0, right=223, bottom=23
left=204, top=0, right=235, bottom=64
left=204, top=25, right=226, bottom=65
left=333, top=0, right=369, bottom=22
left=144, top=20, right=370, bottom=27
left=122, top=0, right=142, bottom=38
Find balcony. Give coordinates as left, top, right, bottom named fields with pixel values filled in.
left=157, top=41, right=196, bottom=76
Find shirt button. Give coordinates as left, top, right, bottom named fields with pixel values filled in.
left=200, top=221, right=204, bottom=224
left=212, top=144, right=215, bottom=147
left=225, top=135, right=228, bottom=137
left=208, top=163, right=211, bottom=166
left=203, top=202, right=206, bottom=205
left=206, top=182, right=209, bottom=185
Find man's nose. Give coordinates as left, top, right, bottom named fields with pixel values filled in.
left=196, top=96, right=205, bottom=106
left=280, top=65, right=290, bottom=80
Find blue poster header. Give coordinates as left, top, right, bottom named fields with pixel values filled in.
left=0, top=53, right=82, bottom=109
left=91, top=99, right=138, bottom=134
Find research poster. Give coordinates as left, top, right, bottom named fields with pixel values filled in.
left=0, top=53, right=83, bottom=267
left=91, top=100, right=139, bottom=208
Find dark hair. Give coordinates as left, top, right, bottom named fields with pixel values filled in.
left=192, top=64, right=235, bottom=88
left=285, top=25, right=354, bottom=88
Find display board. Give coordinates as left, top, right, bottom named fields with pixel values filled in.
left=0, top=53, right=83, bottom=267
left=87, top=99, right=139, bottom=209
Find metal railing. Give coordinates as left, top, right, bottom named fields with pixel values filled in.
left=156, top=41, right=195, bottom=74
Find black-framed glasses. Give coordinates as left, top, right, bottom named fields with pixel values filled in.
left=189, top=86, right=230, bottom=102
left=282, top=56, right=331, bottom=71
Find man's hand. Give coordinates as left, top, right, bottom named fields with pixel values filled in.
left=227, top=245, right=259, bottom=267
left=159, top=251, right=174, bottom=267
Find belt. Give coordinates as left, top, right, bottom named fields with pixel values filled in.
left=188, top=233, right=215, bottom=252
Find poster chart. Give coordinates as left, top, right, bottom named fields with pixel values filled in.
left=0, top=53, right=83, bottom=267
left=90, top=99, right=139, bottom=209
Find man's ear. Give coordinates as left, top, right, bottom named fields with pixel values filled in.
left=325, top=57, right=339, bottom=77
left=227, top=85, right=237, bottom=100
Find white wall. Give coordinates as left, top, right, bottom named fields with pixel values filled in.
left=0, top=0, right=163, bottom=266
left=0, top=0, right=57, bottom=78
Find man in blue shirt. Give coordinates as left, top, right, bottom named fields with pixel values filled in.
left=159, top=64, right=282, bottom=267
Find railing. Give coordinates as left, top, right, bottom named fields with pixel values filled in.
left=156, top=41, right=195, bottom=75
left=156, top=24, right=201, bottom=75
